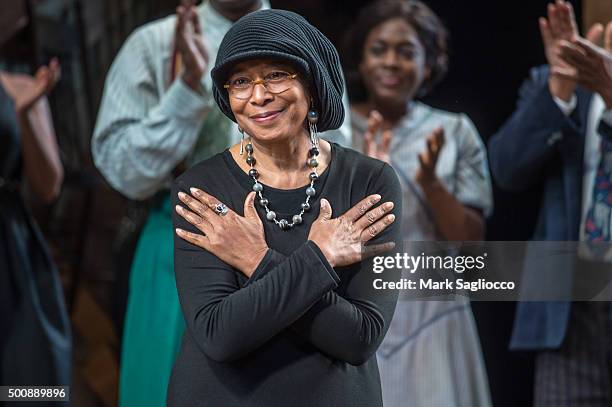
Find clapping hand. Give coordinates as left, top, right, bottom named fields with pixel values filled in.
left=415, top=127, right=444, bottom=187
left=14, top=58, right=61, bottom=114
left=363, top=110, right=393, bottom=164
left=539, top=0, right=602, bottom=101
left=555, top=22, right=612, bottom=108
left=176, top=1, right=209, bottom=91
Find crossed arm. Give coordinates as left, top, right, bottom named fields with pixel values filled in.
left=172, top=163, right=402, bottom=365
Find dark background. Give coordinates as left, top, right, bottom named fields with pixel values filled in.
left=1, top=0, right=587, bottom=405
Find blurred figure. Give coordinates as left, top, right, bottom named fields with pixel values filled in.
left=488, top=0, right=612, bottom=404
left=91, top=1, right=273, bottom=405
left=0, top=60, right=71, bottom=388
left=344, top=1, right=493, bottom=406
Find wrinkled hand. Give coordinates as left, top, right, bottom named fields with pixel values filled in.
left=308, top=195, right=396, bottom=268
left=363, top=110, right=393, bottom=163
left=539, top=0, right=602, bottom=100
left=175, top=189, right=268, bottom=277
left=176, top=1, right=209, bottom=91
left=415, top=127, right=444, bottom=187
left=14, top=58, right=61, bottom=114
left=555, top=22, right=612, bottom=108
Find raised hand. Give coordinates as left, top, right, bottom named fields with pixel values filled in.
left=175, top=189, right=268, bottom=277
left=176, top=1, right=209, bottom=91
left=415, top=127, right=444, bottom=187
left=555, top=22, right=612, bottom=108
left=363, top=110, right=393, bottom=163
left=14, top=58, right=61, bottom=114
left=308, top=195, right=396, bottom=268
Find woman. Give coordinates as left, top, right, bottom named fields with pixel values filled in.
left=169, top=9, right=402, bottom=406
left=0, top=59, right=71, bottom=386
left=344, top=1, right=493, bottom=406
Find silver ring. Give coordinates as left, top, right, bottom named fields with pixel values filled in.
left=214, top=203, right=228, bottom=216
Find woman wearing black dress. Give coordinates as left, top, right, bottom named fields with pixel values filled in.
left=169, top=10, right=402, bottom=406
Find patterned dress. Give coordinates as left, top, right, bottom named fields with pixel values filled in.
left=352, top=102, right=493, bottom=407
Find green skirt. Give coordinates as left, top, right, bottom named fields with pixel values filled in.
left=118, top=195, right=185, bottom=407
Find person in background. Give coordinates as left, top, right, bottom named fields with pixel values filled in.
left=91, top=1, right=351, bottom=405
left=0, top=59, right=71, bottom=388
left=344, top=1, right=493, bottom=406
left=488, top=0, right=612, bottom=404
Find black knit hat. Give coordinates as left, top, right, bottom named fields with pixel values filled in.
left=211, top=9, right=345, bottom=132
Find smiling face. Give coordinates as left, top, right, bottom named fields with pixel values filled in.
left=359, top=17, right=430, bottom=107
left=227, top=59, right=310, bottom=143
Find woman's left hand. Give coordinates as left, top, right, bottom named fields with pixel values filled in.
left=175, top=189, right=269, bottom=277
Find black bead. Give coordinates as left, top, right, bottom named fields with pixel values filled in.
left=259, top=198, right=269, bottom=206
left=245, top=143, right=253, bottom=154
left=309, top=172, right=318, bottom=181
left=309, top=147, right=319, bottom=157
left=301, top=202, right=310, bottom=211
left=249, top=168, right=259, bottom=179
left=246, top=156, right=256, bottom=165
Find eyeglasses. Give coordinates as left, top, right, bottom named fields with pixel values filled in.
left=224, top=71, right=298, bottom=100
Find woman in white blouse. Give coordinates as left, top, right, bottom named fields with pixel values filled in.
left=345, top=1, right=493, bottom=406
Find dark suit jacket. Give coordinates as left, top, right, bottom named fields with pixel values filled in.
left=488, top=66, right=612, bottom=350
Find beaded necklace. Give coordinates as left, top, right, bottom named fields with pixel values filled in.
left=245, top=140, right=320, bottom=230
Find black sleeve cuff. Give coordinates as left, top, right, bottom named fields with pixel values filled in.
left=306, top=241, right=340, bottom=285
left=245, top=249, right=275, bottom=286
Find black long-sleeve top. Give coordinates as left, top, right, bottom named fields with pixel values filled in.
left=168, top=143, right=402, bottom=406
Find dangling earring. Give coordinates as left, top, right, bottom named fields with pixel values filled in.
left=307, top=107, right=320, bottom=169
left=238, top=126, right=245, bottom=155
left=307, top=107, right=319, bottom=150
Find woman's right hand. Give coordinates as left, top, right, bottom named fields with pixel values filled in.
left=308, top=195, right=396, bottom=268
left=363, top=110, right=393, bottom=163
left=175, top=189, right=269, bottom=277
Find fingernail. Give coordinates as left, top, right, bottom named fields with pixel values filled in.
left=178, top=191, right=186, bottom=199
left=387, top=214, right=395, bottom=223
left=190, top=187, right=200, bottom=196
left=385, top=202, right=394, bottom=210
left=175, top=205, right=183, bottom=213
left=175, top=228, right=183, bottom=235
left=371, top=194, right=381, bottom=204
